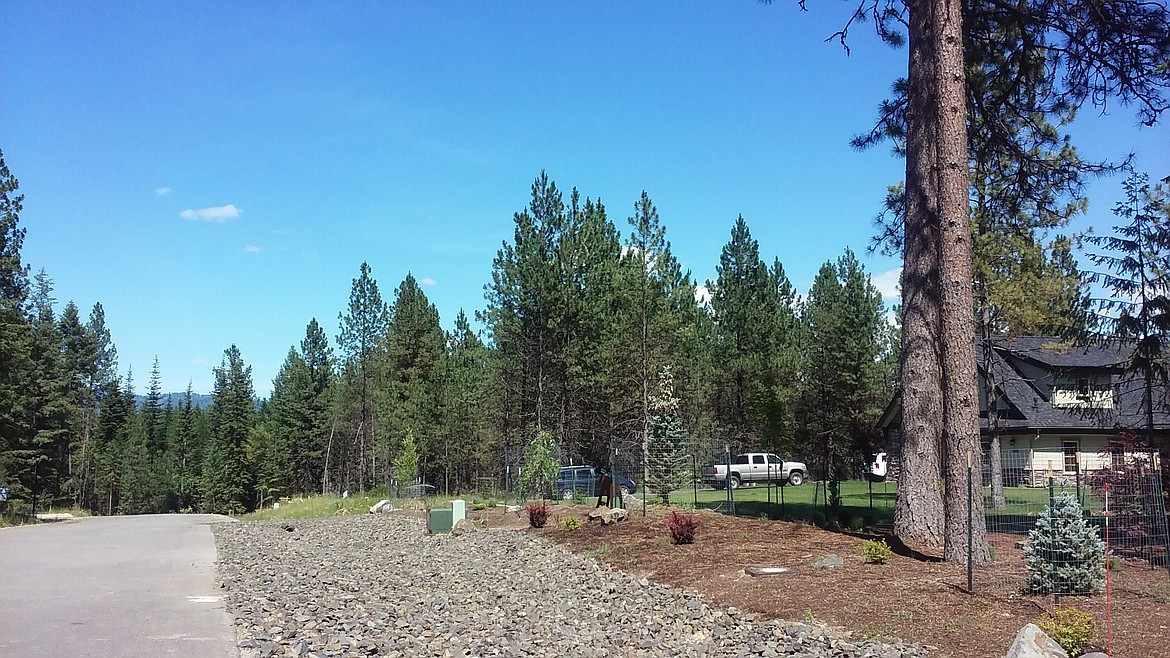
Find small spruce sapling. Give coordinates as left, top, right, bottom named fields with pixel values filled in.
left=1024, top=492, right=1105, bottom=595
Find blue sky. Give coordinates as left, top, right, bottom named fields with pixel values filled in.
left=4, top=2, right=1166, bottom=396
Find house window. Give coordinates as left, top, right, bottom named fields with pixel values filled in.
left=1109, top=442, right=1126, bottom=468
left=1077, top=378, right=1091, bottom=397
left=1063, top=440, right=1079, bottom=473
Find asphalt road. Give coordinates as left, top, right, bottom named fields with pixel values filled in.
left=0, top=514, right=238, bottom=657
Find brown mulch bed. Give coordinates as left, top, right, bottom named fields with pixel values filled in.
left=470, top=504, right=1170, bottom=658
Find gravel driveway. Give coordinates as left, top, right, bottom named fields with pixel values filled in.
left=213, top=515, right=925, bottom=658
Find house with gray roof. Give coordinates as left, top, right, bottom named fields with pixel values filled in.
left=879, top=336, right=1169, bottom=485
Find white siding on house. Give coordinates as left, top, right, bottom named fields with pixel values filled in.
left=1051, top=375, right=1113, bottom=409
left=995, top=434, right=1114, bottom=486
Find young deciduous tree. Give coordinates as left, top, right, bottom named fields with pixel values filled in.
left=393, top=429, right=420, bottom=493
left=519, top=429, right=559, bottom=501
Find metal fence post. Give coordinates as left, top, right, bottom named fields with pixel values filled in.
left=1076, top=462, right=1082, bottom=507
left=1049, top=476, right=1059, bottom=604
left=967, top=451, right=974, bottom=594
left=1151, top=452, right=1170, bottom=580
left=692, top=453, right=698, bottom=510
left=725, top=444, right=734, bottom=517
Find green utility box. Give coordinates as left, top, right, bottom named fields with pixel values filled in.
left=427, top=507, right=454, bottom=534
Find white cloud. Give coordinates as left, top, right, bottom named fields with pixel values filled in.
left=694, top=284, right=712, bottom=305
left=871, top=267, right=902, bottom=304
left=243, top=245, right=263, bottom=253
left=191, top=357, right=208, bottom=366
left=420, top=277, right=438, bottom=286
left=179, top=204, right=242, bottom=222
left=154, top=186, right=172, bottom=196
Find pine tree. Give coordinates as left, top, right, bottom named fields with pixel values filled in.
left=167, top=384, right=203, bottom=511
left=337, top=262, right=389, bottom=492
left=202, top=345, right=255, bottom=514
left=1081, top=173, right=1170, bottom=483
left=706, top=217, right=772, bottom=447
left=439, top=310, right=496, bottom=493
left=483, top=172, right=568, bottom=439
left=383, top=273, right=444, bottom=490
left=91, top=374, right=132, bottom=514
left=1024, top=492, right=1105, bottom=595
left=300, top=318, right=335, bottom=493
left=245, top=422, right=287, bottom=509
left=824, top=0, right=1169, bottom=561
left=143, top=357, right=166, bottom=455
left=625, top=192, right=700, bottom=496
left=19, top=270, right=74, bottom=511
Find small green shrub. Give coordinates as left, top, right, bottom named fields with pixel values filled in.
left=1107, top=556, right=1123, bottom=572
left=808, top=511, right=826, bottom=528
left=472, top=502, right=487, bottom=511
left=561, top=516, right=581, bottom=531
left=837, top=509, right=855, bottom=529
left=526, top=502, right=551, bottom=528
left=847, top=516, right=865, bottom=531
left=863, top=539, right=893, bottom=564
left=1037, top=607, right=1095, bottom=657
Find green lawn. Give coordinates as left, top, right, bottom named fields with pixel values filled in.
left=663, top=479, right=1102, bottom=527
left=675, top=479, right=898, bottom=524
left=237, top=481, right=1104, bottom=527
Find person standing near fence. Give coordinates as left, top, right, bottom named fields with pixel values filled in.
left=596, top=468, right=614, bottom=508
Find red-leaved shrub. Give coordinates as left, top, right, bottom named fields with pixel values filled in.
left=666, top=510, right=699, bottom=544
left=526, top=502, right=551, bottom=528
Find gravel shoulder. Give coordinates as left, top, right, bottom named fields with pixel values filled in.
left=213, top=515, right=923, bottom=658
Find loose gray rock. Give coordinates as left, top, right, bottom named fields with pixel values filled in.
left=213, top=516, right=925, bottom=658
left=813, top=554, right=845, bottom=569
left=450, top=518, right=477, bottom=537
left=368, top=499, right=393, bottom=514
left=1004, top=623, right=1068, bottom=658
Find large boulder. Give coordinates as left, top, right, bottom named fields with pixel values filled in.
left=1005, top=623, right=1068, bottom=658
left=587, top=506, right=629, bottom=525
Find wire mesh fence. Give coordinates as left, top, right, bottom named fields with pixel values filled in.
left=983, top=447, right=1170, bottom=587
left=679, top=445, right=895, bottom=525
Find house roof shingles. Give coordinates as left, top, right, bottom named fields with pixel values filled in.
left=880, top=336, right=1169, bottom=434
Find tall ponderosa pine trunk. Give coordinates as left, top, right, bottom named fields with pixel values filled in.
left=895, top=0, right=946, bottom=548
left=933, top=0, right=991, bottom=564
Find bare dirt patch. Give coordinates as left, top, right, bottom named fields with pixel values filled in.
left=470, top=504, right=1170, bottom=658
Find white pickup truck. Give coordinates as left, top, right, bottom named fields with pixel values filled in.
left=700, top=452, right=807, bottom=489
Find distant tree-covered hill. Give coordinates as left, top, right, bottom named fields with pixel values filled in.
left=134, top=392, right=215, bottom=409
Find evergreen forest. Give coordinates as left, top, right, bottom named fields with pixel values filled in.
left=2, top=156, right=910, bottom=516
